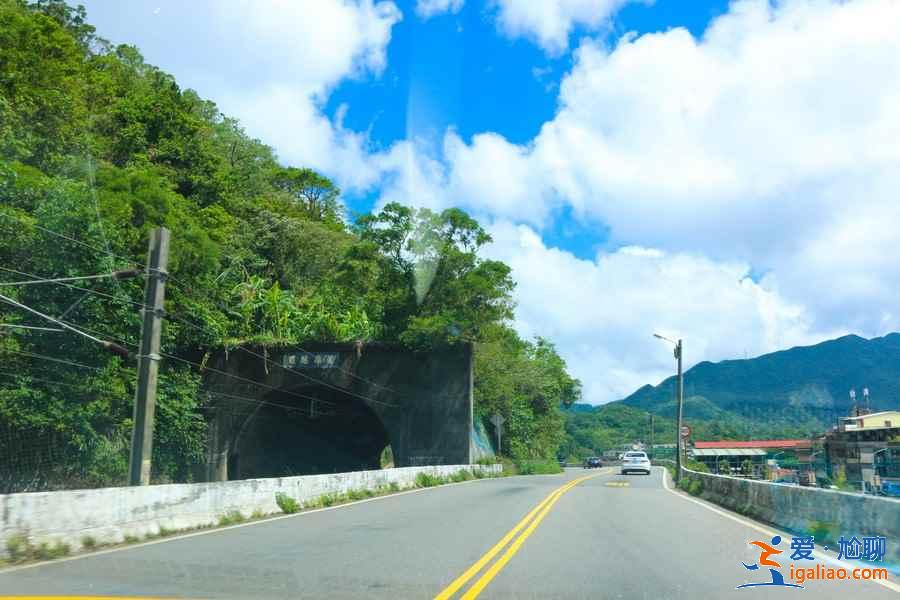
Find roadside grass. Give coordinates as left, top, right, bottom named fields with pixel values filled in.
left=217, top=511, right=246, bottom=527
left=478, top=457, right=562, bottom=477
left=4, top=534, right=70, bottom=564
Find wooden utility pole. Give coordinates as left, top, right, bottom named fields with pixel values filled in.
left=128, top=228, right=170, bottom=486
left=675, top=339, right=684, bottom=483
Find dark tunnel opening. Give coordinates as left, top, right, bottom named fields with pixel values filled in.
left=227, top=385, right=392, bottom=480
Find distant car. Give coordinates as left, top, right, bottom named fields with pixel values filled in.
left=582, top=457, right=602, bottom=469
left=620, top=451, right=651, bottom=475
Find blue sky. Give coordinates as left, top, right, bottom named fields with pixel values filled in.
left=322, top=0, right=732, bottom=256
left=78, top=0, right=900, bottom=403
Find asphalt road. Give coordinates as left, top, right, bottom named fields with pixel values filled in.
left=0, top=467, right=896, bottom=599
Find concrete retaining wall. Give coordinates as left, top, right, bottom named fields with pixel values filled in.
left=0, top=464, right=500, bottom=558
left=682, top=467, right=900, bottom=561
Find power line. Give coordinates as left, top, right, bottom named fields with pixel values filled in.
left=2, top=215, right=399, bottom=400
left=3, top=217, right=399, bottom=408
left=0, top=370, right=86, bottom=389
left=0, top=324, right=64, bottom=332
left=157, top=350, right=346, bottom=411
left=0, top=293, right=130, bottom=359
left=0, top=212, right=141, bottom=269
left=0, top=348, right=102, bottom=371
left=206, top=390, right=345, bottom=418
left=0, top=268, right=141, bottom=287
left=161, top=306, right=400, bottom=408
left=164, top=274, right=399, bottom=396
left=0, top=265, right=148, bottom=313
left=49, top=317, right=351, bottom=413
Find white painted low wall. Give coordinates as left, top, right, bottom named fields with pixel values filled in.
left=678, top=466, right=900, bottom=563
left=0, top=464, right=501, bottom=558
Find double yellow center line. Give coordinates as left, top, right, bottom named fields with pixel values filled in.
left=434, top=471, right=604, bottom=599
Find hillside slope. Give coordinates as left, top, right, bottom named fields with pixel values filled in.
left=617, top=333, right=900, bottom=432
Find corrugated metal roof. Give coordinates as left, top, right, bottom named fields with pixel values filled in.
left=691, top=448, right=767, bottom=457
left=692, top=439, right=811, bottom=449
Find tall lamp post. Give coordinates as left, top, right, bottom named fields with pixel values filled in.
left=654, top=334, right=684, bottom=483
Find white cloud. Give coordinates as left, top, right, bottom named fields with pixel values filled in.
left=382, top=0, right=900, bottom=402
left=490, top=0, right=633, bottom=55
left=416, top=0, right=465, bottom=19
left=485, top=222, right=834, bottom=403
left=203, top=1, right=402, bottom=191
left=81, top=0, right=403, bottom=192
left=427, top=0, right=900, bottom=392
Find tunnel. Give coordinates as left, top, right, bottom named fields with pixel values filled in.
left=202, top=342, right=476, bottom=481
left=226, top=384, right=392, bottom=479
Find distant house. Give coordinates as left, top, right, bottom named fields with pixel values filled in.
left=825, top=410, right=900, bottom=492
left=838, top=410, right=900, bottom=432
left=690, top=439, right=812, bottom=477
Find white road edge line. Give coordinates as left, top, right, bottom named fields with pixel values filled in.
left=0, top=470, right=551, bottom=575
left=658, top=467, right=900, bottom=593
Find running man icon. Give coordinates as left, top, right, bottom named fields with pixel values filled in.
left=737, top=536, right=804, bottom=589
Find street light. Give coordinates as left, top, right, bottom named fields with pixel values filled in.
left=654, top=333, right=684, bottom=483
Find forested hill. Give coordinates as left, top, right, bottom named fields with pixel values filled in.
left=616, top=333, right=900, bottom=435
left=0, top=0, right=580, bottom=490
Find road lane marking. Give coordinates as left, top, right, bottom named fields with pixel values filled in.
left=604, top=481, right=629, bottom=487
left=659, top=467, right=900, bottom=594
left=435, top=471, right=605, bottom=599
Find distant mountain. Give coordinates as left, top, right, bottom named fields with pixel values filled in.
left=613, top=333, right=900, bottom=438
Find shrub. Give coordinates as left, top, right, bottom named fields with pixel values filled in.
left=688, top=479, right=703, bottom=496
left=514, top=459, right=562, bottom=475
left=388, top=481, right=400, bottom=492
left=218, top=511, right=246, bottom=527
left=451, top=469, right=473, bottom=483
left=807, top=520, right=837, bottom=545
left=319, top=493, right=338, bottom=507
left=123, top=534, right=140, bottom=544
left=80, top=535, right=97, bottom=550
left=345, top=488, right=374, bottom=501
left=251, top=509, right=265, bottom=520
left=275, top=492, right=300, bottom=514
left=33, top=540, right=70, bottom=560
left=6, top=534, right=28, bottom=562
left=415, top=472, right=444, bottom=487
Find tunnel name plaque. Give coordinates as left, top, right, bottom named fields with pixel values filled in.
left=282, top=351, right=340, bottom=369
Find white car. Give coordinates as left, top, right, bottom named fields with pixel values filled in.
left=620, top=451, right=651, bottom=475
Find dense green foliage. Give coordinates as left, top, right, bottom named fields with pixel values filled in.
left=560, top=404, right=675, bottom=460
left=0, top=1, right=579, bottom=490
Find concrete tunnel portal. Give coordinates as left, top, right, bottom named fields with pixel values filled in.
left=228, top=384, right=392, bottom=479
left=201, top=343, right=477, bottom=481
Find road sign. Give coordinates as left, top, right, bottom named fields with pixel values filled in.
left=680, top=424, right=692, bottom=439
left=491, top=413, right=505, bottom=457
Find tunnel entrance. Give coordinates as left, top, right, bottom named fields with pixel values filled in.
left=228, top=385, right=392, bottom=480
